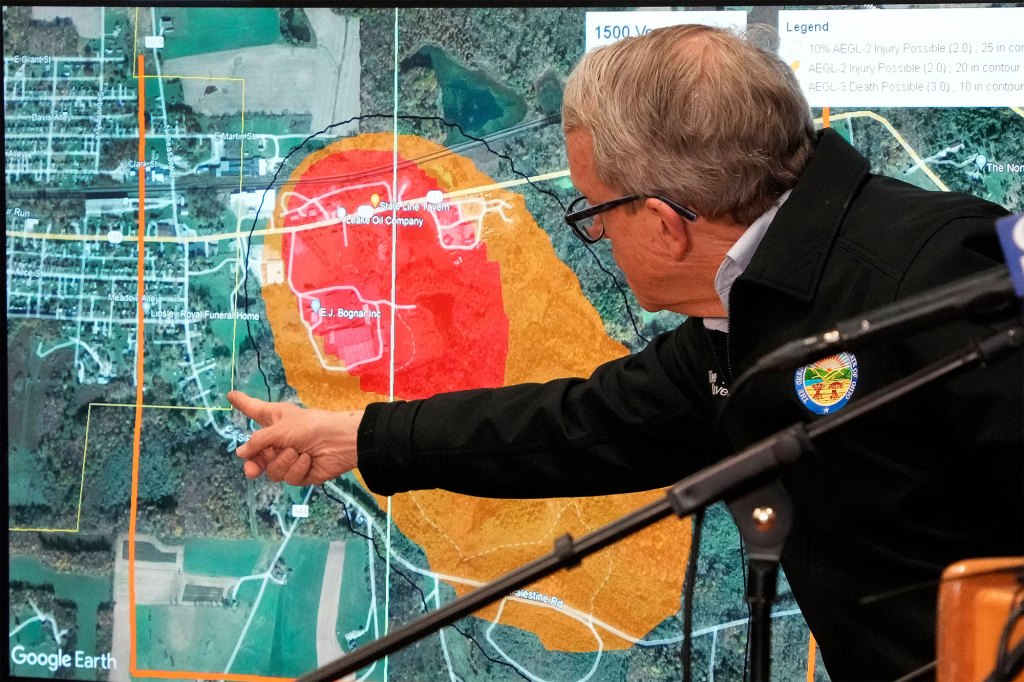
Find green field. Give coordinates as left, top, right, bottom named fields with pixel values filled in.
left=8, top=446, right=60, bottom=508
left=197, top=112, right=314, bottom=138
left=222, top=583, right=281, bottom=674
left=135, top=536, right=332, bottom=677
left=156, top=8, right=282, bottom=60
left=337, top=534, right=374, bottom=646
left=183, top=538, right=267, bottom=577
left=277, top=133, right=317, bottom=160
left=135, top=602, right=247, bottom=671
left=276, top=537, right=329, bottom=672
left=218, top=536, right=329, bottom=677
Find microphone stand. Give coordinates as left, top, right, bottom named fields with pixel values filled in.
left=726, top=478, right=793, bottom=682
left=297, top=325, right=1022, bottom=682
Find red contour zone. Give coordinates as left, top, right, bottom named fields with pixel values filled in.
left=281, top=149, right=509, bottom=399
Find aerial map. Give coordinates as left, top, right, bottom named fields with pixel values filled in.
left=6, top=4, right=1023, bottom=682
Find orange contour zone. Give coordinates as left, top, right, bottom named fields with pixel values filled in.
left=263, top=133, right=692, bottom=653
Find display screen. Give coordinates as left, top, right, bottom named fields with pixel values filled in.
left=5, top=3, right=1023, bottom=681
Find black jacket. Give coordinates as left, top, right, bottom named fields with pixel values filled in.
left=358, top=130, right=1023, bottom=680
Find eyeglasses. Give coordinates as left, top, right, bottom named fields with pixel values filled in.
left=564, top=194, right=698, bottom=244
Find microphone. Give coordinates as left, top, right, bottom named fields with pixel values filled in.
left=996, top=212, right=1024, bottom=297
left=751, top=215, right=1024, bottom=374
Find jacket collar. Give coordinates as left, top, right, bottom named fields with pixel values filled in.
left=738, top=128, right=871, bottom=303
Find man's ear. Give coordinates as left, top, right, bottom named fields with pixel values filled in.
left=645, top=197, right=690, bottom=260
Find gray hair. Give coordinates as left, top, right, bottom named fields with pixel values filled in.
left=563, top=23, right=815, bottom=225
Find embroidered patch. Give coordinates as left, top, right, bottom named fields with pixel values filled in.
left=795, top=352, right=859, bottom=415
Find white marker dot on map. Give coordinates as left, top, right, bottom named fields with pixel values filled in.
left=976, top=154, right=987, bottom=169
left=426, top=190, right=444, bottom=204
left=107, top=229, right=123, bottom=244
left=357, top=204, right=373, bottom=219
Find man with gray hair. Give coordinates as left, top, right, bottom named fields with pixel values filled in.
left=229, top=24, right=1022, bottom=681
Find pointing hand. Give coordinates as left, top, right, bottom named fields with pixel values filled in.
left=227, top=390, right=364, bottom=486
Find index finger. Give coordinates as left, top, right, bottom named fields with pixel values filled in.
left=228, top=390, right=277, bottom=427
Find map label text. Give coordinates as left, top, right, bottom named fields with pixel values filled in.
left=10, top=646, right=117, bottom=672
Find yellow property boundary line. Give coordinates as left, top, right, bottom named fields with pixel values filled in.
left=9, top=403, right=231, bottom=533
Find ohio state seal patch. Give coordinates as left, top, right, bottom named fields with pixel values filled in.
left=795, top=352, right=859, bottom=415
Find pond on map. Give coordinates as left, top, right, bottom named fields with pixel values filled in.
left=404, top=45, right=527, bottom=143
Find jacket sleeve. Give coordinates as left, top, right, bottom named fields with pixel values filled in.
left=356, top=320, right=720, bottom=498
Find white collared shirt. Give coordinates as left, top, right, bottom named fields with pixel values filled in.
left=703, top=190, right=792, bottom=333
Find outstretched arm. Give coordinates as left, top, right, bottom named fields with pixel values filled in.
left=228, top=391, right=363, bottom=486
left=229, top=321, right=715, bottom=497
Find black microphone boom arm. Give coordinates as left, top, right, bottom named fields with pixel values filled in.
left=752, top=266, right=1017, bottom=375
left=297, top=325, right=1022, bottom=682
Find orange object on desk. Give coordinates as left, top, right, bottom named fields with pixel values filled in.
left=938, top=557, right=1024, bottom=682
